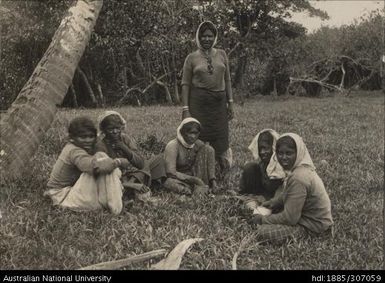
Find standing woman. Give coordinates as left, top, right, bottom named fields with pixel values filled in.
left=181, top=21, right=234, bottom=173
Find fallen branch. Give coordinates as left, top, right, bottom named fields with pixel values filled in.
left=307, top=55, right=372, bottom=70
left=155, top=80, right=172, bottom=103
left=339, top=55, right=372, bottom=69
left=290, top=77, right=342, bottom=91
left=118, top=72, right=171, bottom=105
left=143, top=72, right=169, bottom=93
left=117, top=87, right=142, bottom=106
left=232, top=236, right=252, bottom=270
left=347, top=69, right=377, bottom=95
left=78, top=249, right=167, bottom=270
left=319, top=67, right=338, bottom=82
left=151, top=238, right=204, bottom=270
left=152, top=74, right=173, bottom=103
left=339, top=63, right=346, bottom=89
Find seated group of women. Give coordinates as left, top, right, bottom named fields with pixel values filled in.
left=44, top=111, right=333, bottom=243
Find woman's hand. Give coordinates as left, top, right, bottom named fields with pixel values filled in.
left=185, top=176, right=205, bottom=186
left=262, top=200, right=273, bottom=209
left=227, top=102, right=234, bottom=120
left=94, top=157, right=116, bottom=174
left=115, top=158, right=130, bottom=168
left=112, top=140, right=128, bottom=151
left=112, top=141, right=134, bottom=161
left=137, top=185, right=150, bottom=193
left=248, top=214, right=263, bottom=226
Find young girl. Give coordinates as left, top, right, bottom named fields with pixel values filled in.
left=44, top=116, right=125, bottom=214
left=163, top=118, right=217, bottom=195
left=249, top=133, right=333, bottom=242
left=239, top=129, right=285, bottom=199
left=95, top=111, right=156, bottom=202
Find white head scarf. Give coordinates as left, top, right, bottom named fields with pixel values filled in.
left=177, top=118, right=201, bottom=149
left=195, top=21, right=218, bottom=51
left=277, top=133, right=316, bottom=172
left=248, top=129, right=285, bottom=179
left=97, top=111, right=127, bottom=137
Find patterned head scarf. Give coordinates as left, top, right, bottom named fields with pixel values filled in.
left=277, top=133, right=315, bottom=172
left=177, top=118, right=201, bottom=149
left=248, top=129, right=285, bottom=179
left=195, top=21, right=218, bottom=51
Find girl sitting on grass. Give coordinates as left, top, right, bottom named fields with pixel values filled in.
left=163, top=118, right=217, bottom=196
left=238, top=129, right=285, bottom=212
left=95, top=111, right=159, bottom=203
left=248, top=133, right=333, bottom=242
left=44, top=116, right=125, bottom=214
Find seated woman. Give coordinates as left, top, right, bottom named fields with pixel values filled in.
left=249, top=133, right=333, bottom=243
left=95, top=111, right=157, bottom=202
left=239, top=129, right=285, bottom=207
left=44, top=116, right=125, bottom=214
left=163, top=118, right=217, bottom=195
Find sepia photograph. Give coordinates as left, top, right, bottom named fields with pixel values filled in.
left=0, top=0, right=383, bottom=274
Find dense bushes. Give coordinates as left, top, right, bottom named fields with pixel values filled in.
left=0, top=1, right=382, bottom=110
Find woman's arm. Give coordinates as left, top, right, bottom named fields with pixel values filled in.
left=116, top=136, right=145, bottom=169
left=70, top=147, right=96, bottom=174
left=181, top=85, right=191, bottom=119
left=261, top=178, right=307, bottom=226
left=164, top=140, right=201, bottom=182
left=223, top=51, right=234, bottom=120
left=181, top=54, right=193, bottom=120
left=70, top=147, right=118, bottom=174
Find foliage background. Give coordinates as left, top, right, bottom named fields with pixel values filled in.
left=1, top=0, right=383, bottom=109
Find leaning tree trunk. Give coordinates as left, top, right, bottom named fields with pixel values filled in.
left=0, top=0, right=103, bottom=182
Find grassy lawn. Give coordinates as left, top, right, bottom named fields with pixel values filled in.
left=0, top=91, right=383, bottom=270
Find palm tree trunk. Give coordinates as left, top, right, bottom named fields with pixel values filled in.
left=0, top=0, right=103, bottom=182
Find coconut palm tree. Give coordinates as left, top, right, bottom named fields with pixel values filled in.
left=0, top=0, right=103, bottom=181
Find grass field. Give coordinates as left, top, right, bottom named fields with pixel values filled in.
left=0, top=91, right=383, bottom=270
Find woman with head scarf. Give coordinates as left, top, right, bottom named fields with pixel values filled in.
left=248, top=133, right=333, bottom=243
left=236, top=129, right=285, bottom=215
left=240, top=129, right=285, bottom=198
left=95, top=111, right=162, bottom=203
left=181, top=21, right=234, bottom=174
left=163, top=118, right=217, bottom=195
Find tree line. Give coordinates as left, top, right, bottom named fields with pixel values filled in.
left=1, top=0, right=383, bottom=110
